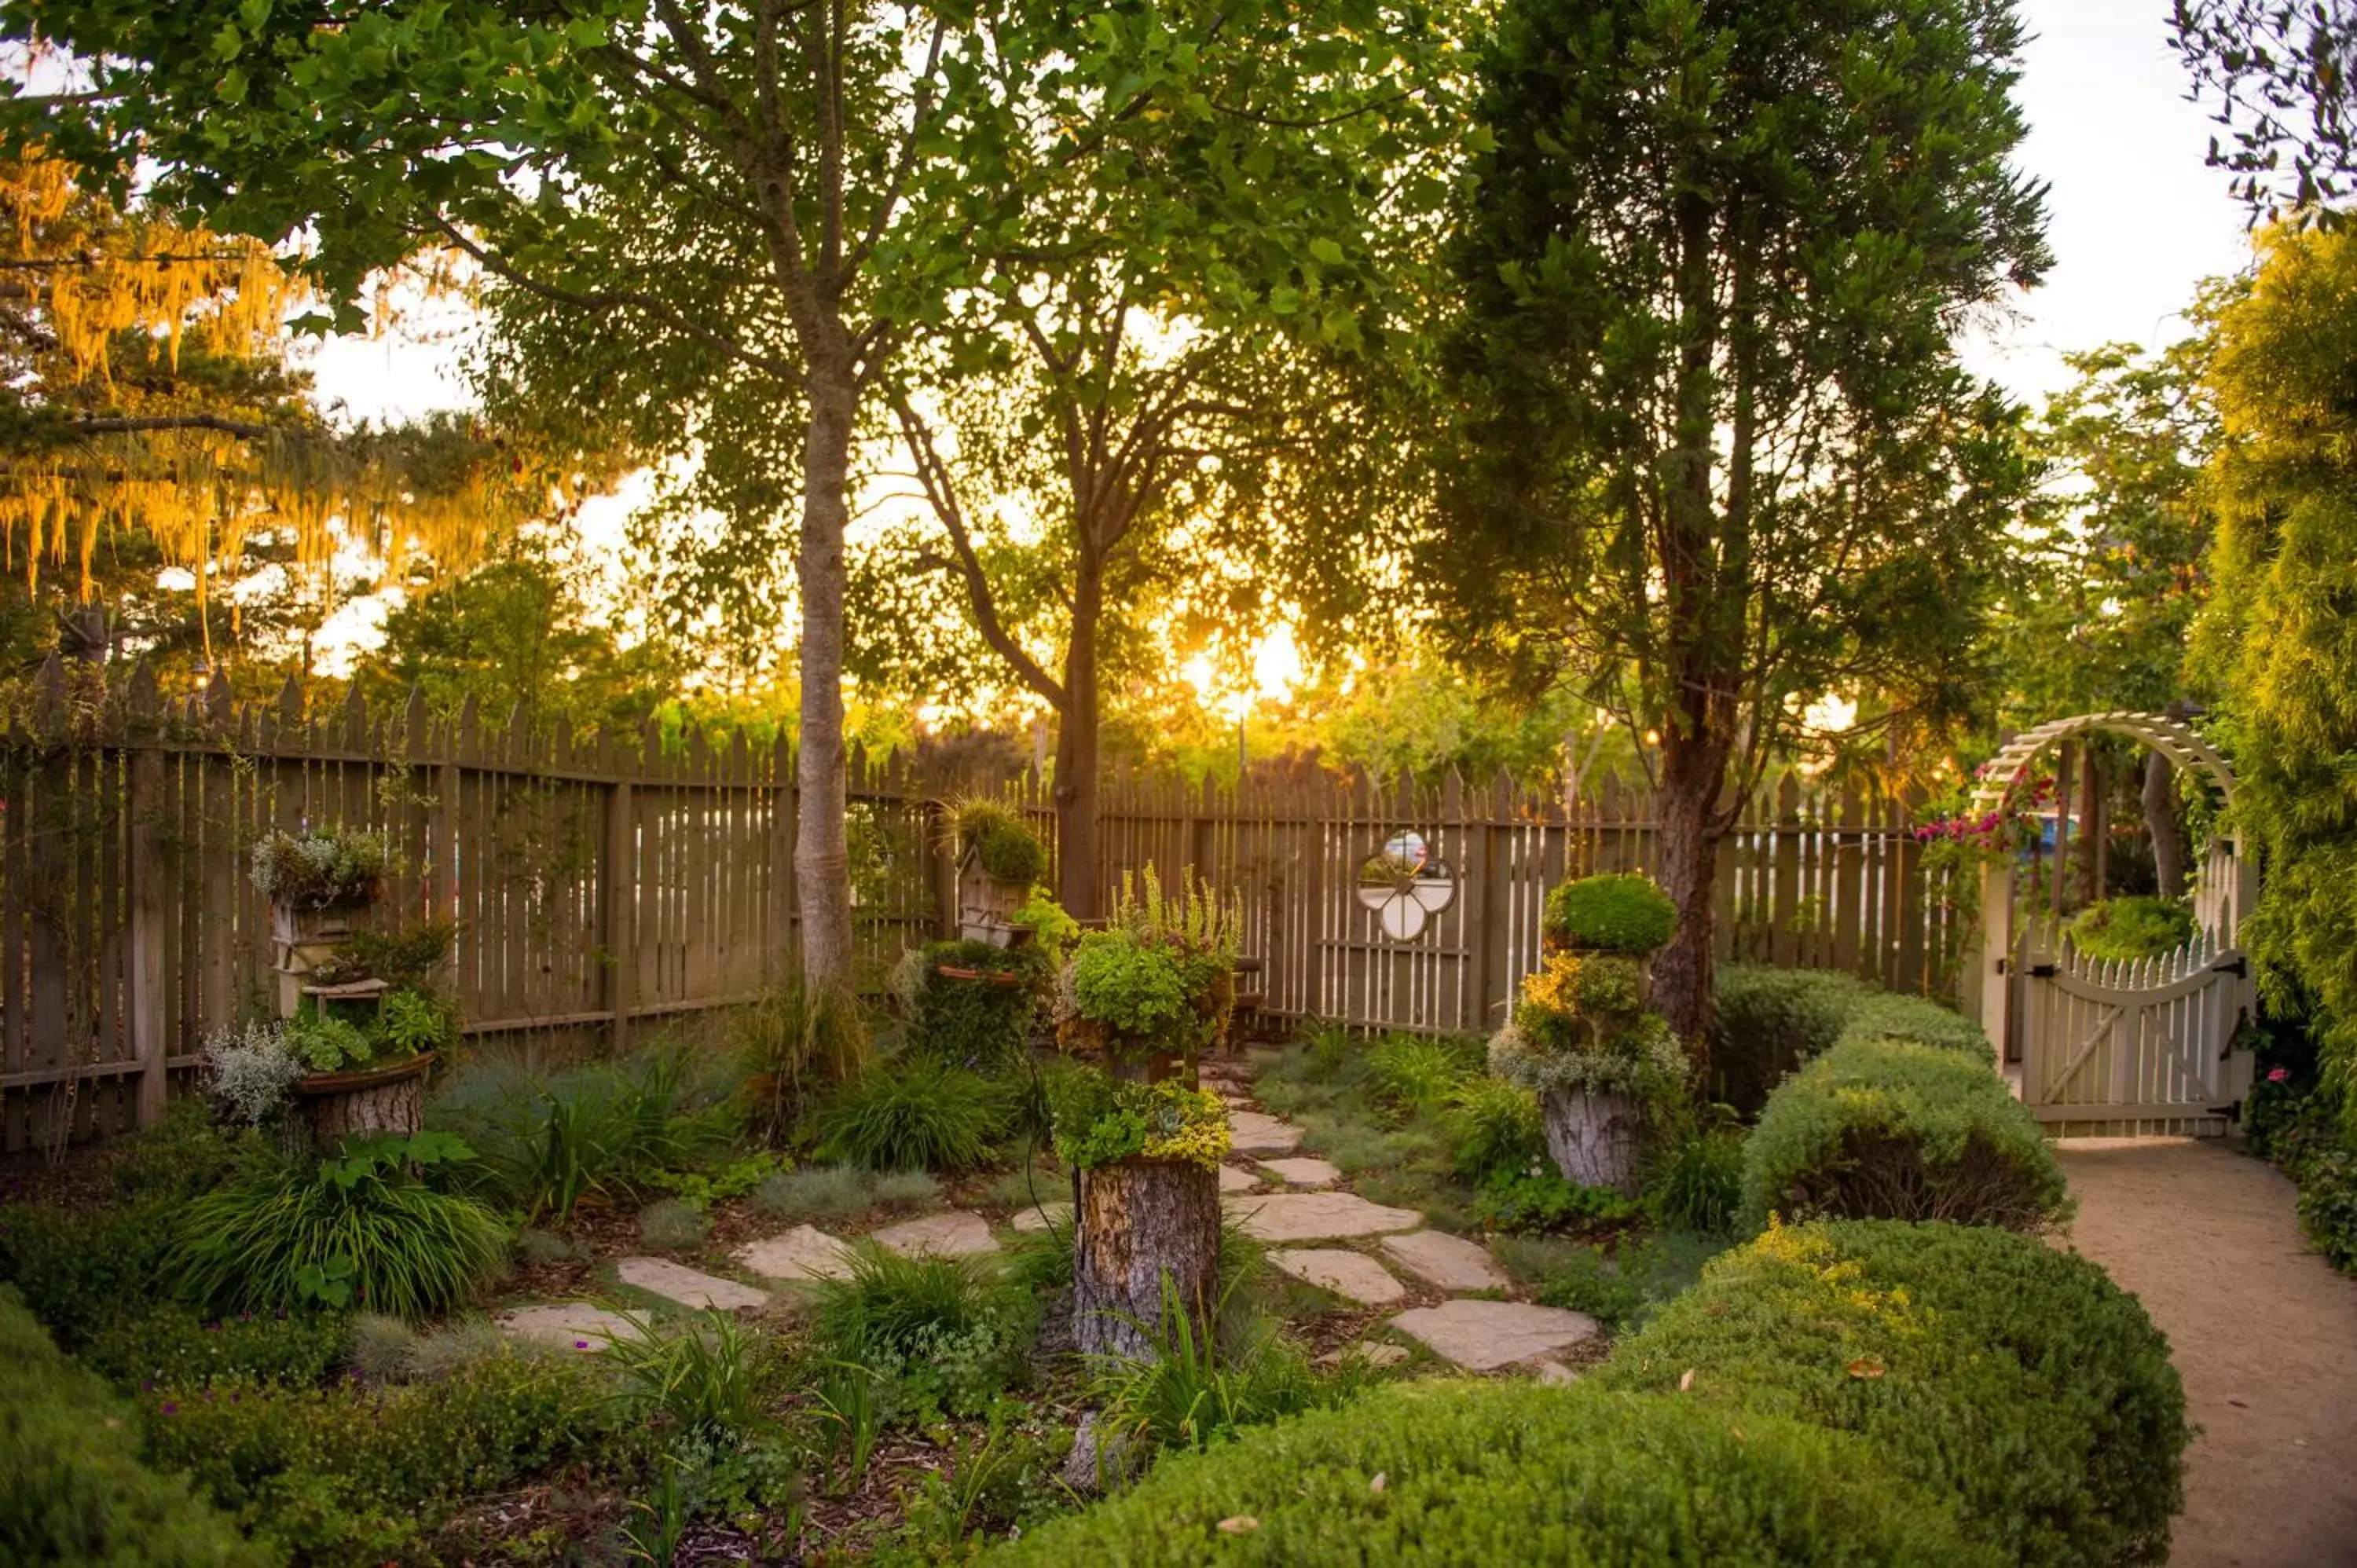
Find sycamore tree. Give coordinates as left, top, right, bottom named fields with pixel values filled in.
left=869, top=0, right=1446, bottom=915
left=2193, top=225, right=2357, bottom=1094
left=1431, top=0, right=2050, bottom=1049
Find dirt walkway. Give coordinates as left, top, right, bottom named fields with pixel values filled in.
left=2058, top=1138, right=2357, bottom=1568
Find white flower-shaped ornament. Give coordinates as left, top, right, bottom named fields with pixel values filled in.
left=1356, top=830, right=1457, bottom=940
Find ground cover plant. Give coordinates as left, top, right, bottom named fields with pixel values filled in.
left=1739, top=1036, right=2070, bottom=1233
left=0, top=1287, right=263, bottom=1568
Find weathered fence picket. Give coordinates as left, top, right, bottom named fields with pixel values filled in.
left=0, top=665, right=1956, bottom=1150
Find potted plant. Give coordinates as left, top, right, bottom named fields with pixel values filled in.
left=1497, top=872, right=1685, bottom=1194
left=214, top=922, right=459, bottom=1149
left=951, top=800, right=1049, bottom=946
left=1050, top=868, right=1240, bottom=1360
left=253, top=823, right=391, bottom=943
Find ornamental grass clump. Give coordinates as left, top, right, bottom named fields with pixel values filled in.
left=818, top=1060, right=1010, bottom=1172
left=1739, top=1035, right=2069, bottom=1233
left=954, top=800, right=1050, bottom=886
left=1600, top=1219, right=2188, bottom=1568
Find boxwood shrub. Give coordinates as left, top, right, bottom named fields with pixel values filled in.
left=1739, top=1036, right=2067, bottom=1233
left=991, top=1378, right=1992, bottom=1566
left=1540, top=873, right=1678, bottom=954
left=1600, top=1220, right=2188, bottom=1568
left=1712, top=964, right=1993, bottom=1112
left=0, top=1286, right=262, bottom=1567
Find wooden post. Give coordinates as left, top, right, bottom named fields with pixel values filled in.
left=606, top=776, right=636, bottom=1055
left=126, top=669, right=170, bottom=1128
left=2051, top=742, right=2073, bottom=918
left=1978, top=857, right=2014, bottom=1061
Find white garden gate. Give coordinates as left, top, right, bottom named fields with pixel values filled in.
left=1974, top=713, right=2259, bottom=1138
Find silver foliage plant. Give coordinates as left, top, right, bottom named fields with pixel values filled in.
left=1487, top=1016, right=1685, bottom=1100
left=205, top=1020, right=306, bottom=1124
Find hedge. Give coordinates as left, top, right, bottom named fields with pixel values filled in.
left=0, top=1286, right=264, bottom=1567
left=1600, top=1221, right=2188, bottom=1568
left=1739, top=1036, right=2069, bottom=1233
left=992, top=1378, right=1994, bottom=1566
left=1711, top=964, right=1992, bottom=1112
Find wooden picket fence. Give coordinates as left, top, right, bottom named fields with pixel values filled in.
left=0, top=663, right=1964, bottom=1151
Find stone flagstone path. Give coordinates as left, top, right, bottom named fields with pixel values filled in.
left=514, top=1059, right=1600, bottom=1380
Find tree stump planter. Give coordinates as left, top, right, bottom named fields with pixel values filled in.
left=292, top=1050, right=434, bottom=1148
left=1072, top=1156, right=1221, bottom=1362
left=1541, top=1086, right=1644, bottom=1196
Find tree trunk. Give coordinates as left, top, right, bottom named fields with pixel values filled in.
left=1651, top=724, right=1725, bottom=1068
left=796, top=349, right=859, bottom=991
left=1054, top=558, right=1105, bottom=921
left=2078, top=748, right=2103, bottom=905
left=2144, top=749, right=2187, bottom=900
left=1072, top=1156, right=1220, bottom=1362
left=1541, top=1088, right=1643, bottom=1195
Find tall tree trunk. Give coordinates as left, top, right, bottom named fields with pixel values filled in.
left=2144, top=749, right=2187, bottom=899
left=1651, top=737, right=1722, bottom=1066
left=1054, top=557, right=1105, bottom=921
left=796, top=348, right=859, bottom=991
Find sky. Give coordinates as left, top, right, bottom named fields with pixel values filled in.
left=291, top=0, right=2257, bottom=681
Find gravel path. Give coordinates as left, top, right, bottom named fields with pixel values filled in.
left=2058, top=1137, right=2357, bottom=1568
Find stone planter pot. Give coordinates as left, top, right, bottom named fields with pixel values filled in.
left=1072, top=1154, right=1221, bottom=1361
left=292, top=1050, right=435, bottom=1148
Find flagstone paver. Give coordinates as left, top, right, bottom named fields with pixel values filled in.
left=1226, top=1190, right=1421, bottom=1243
left=497, top=1302, right=648, bottom=1350
left=1389, top=1299, right=1600, bottom=1372
left=615, top=1257, right=768, bottom=1312
left=1010, top=1201, right=1073, bottom=1233
left=1318, top=1340, right=1410, bottom=1369
left=735, top=1225, right=855, bottom=1284
left=1259, top=1156, right=1342, bottom=1189
left=1380, top=1229, right=1509, bottom=1292
left=1268, top=1247, right=1407, bottom=1306
left=1218, top=1163, right=1262, bottom=1194
left=1226, top=1110, right=1305, bottom=1156
left=1534, top=1360, right=1579, bottom=1387
left=872, top=1210, right=999, bottom=1258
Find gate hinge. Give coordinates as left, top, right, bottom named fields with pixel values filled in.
left=2212, top=957, right=2249, bottom=978
left=1994, top=958, right=2009, bottom=976
left=2029, top=962, right=2058, bottom=979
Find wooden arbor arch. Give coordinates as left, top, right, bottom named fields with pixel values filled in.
left=1972, top=710, right=2259, bottom=1134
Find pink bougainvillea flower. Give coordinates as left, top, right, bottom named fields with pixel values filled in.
left=2268, top=1066, right=2292, bottom=1083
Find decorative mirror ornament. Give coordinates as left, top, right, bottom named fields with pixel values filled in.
left=1355, top=830, right=1457, bottom=940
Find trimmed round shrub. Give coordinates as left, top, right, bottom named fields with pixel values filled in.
left=1600, top=1220, right=2189, bottom=1568
left=1739, top=1036, right=2068, bottom=1233
left=0, top=1287, right=263, bottom=1566
left=991, top=1378, right=1992, bottom=1566
left=1711, top=964, right=1996, bottom=1112
left=1541, top=873, right=1678, bottom=954
left=2068, top=896, right=2196, bottom=962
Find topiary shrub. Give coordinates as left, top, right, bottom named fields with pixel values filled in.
left=895, top=939, right=1049, bottom=1072
left=2068, top=896, right=2197, bottom=962
left=990, top=1378, right=1991, bottom=1566
left=1541, top=872, right=1678, bottom=954
left=0, top=1286, right=264, bottom=1567
left=1711, top=963, right=1995, bottom=1112
left=1739, top=1037, right=2068, bottom=1233
left=1599, top=1220, right=2189, bottom=1568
